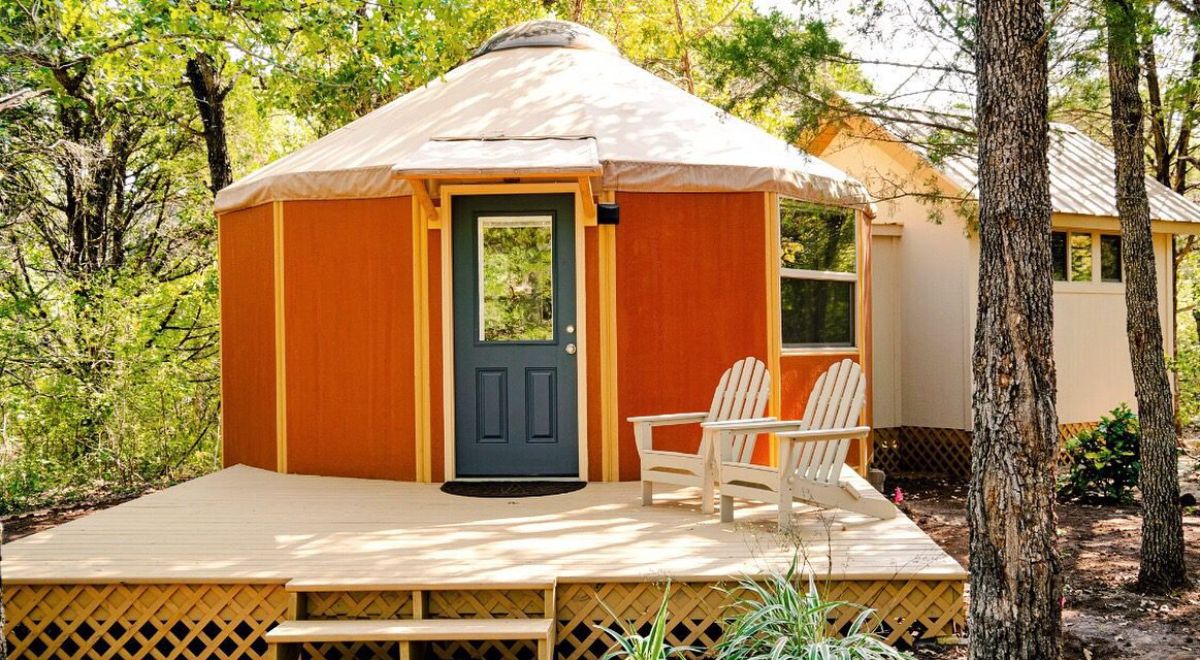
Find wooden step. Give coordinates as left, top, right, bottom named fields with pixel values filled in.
left=284, top=576, right=556, bottom=592
left=266, top=618, right=556, bottom=660
left=266, top=617, right=554, bottom=643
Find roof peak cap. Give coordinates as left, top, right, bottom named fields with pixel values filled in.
left=473, top=20, right=618, bottom=59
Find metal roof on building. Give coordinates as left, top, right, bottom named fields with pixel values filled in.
left=839, top=92, right=1200, bottom=224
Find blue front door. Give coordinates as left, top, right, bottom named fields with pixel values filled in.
left=451, top=194, right=579, bottom=477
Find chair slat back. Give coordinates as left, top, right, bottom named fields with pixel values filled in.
left=787, top=359, right=866, bottom=485
left=702, top=357, right=771, bottom=461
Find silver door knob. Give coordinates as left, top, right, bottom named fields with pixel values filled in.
left=565, top=343, right=577, bottom=355
left=565, top=324, right=576, bottom=334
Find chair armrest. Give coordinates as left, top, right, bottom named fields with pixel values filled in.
left=626, top=412, right=709, bottom=426
left=775, top=426, right=871, bottom=443
left=629, top=412, right=709, bottom=454
left=703, top=418, right=802, bottom=434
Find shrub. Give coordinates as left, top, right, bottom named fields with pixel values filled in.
left=716, top=562, right=912, bottom=660
left=595, top=583, right=694, bottom=660
left=1057, top=405, right=1141, bottom=504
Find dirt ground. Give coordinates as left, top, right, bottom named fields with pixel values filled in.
left=900, top=458, right=1200, bottom=660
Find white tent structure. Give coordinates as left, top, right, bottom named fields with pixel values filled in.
left=215, top=19, right=880, bottom=489
left=215, top=21, right=869, bottom=214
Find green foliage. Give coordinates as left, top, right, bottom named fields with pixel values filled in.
left=1172, top=244, right=1200, bottom=425
left=699, top=8, right=860, bottom=141
left=716, top=562, right=912, bottom=660
left=480, top=221, right=554, bottom=341
left=0, top=0, right=853, bottom=518
left=779, top=199, right=856, bottom=273
left=1057, top=405, right=1142, bottom=505
left=595, top=583, right=694, bottom=660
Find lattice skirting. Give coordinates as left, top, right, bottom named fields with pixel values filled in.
left=3, top=579, right=964, bottom=658
left=872, top=423, right=1099, bottom=480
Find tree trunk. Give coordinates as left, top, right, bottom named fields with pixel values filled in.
left=185, top=52, right=233, bottom=196
left=970, top=0, right=1062, bottom=658
left=1105, top=0, right=1189, bottom=594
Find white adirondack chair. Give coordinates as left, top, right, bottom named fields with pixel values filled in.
left=628, top=357, right=772, bottom=513
left=708, top=359, right=896, bottom=529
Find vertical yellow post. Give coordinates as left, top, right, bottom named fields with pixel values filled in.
left=273, top=201, right=288, bottom=474
left=764, top=192, right=783, bottom=468
left=411, top=196, right=432, bottom=482
left=598, top=190, right=620, bottom=481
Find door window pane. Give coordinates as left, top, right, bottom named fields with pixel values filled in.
left=478, top=215, right=554, bottom=342
left=780, top=199, right=856, bottom=272
left=1100, top=234, right=1122, bottom=282
left=1051, top=231, right=1067, bottom=281
left=1070, top=232, right=1092, bottom=282
left=781, top=278, right=856, bottom=347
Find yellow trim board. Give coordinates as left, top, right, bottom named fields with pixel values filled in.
left=598, top=191, right=620, bottom=481
left=216, top=213, right=226, bottom=465
left=272, top=201, right=288, bottom=474
left=764, top=192, right=783, bottom=469
left=411, top=197, right=433, bottom=482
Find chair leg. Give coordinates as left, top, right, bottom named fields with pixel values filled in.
left=642, top=480, right=653, bottom=506
left=701, top=476, right=715, bottom=514
left=720, top=494, right=734, bottom=523
left=777, top=489, right=793, bottom=531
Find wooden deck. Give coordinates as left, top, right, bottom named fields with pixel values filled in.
left=2, top=465, right=965, bottom=658
left=4, top=464, right=962, bottom=585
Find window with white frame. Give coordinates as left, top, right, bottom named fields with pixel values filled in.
left=1050, top=231, right=1122, bottom=283
left=780, top=198, right=857, bottom=348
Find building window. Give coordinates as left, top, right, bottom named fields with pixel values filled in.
left=1051, top=231, right=1122, bottom=283
left=780, top=199, right=857, bottom=348
left=1100, top=234, right=1122, bottom=282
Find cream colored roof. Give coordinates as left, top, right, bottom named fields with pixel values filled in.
left=214, top=21, right=869, bottom=214
left=839, top=92, right=1200, bottom=224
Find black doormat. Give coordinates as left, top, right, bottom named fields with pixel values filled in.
left=440, top=480, right=586, bottom=498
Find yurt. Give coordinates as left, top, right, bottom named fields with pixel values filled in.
left=215, top=20, right=874, bottom=483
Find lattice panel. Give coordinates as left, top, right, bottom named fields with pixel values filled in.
left=870, top=428, right=903, bottom=475
left=426, top=589, right=545, bottom=659
left=869, top=427, right=972, bottom=478
left=872, top=424, right=1092, bottom=479
left=428, top=589, right=545, bottom=618
left=3, top=583, right=286, bottom=660
left=821, top=579, right=965, bottom=646
left=4, top=579, right=963, bottom=658
left=306, top=591, right=412, bottom=620
left=556, top=582, right=728, bottom=660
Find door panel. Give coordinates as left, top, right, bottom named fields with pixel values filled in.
left=452, top=194, right=578, bottom=477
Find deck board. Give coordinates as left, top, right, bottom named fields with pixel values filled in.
left=1, top=465, right=965, bottom=584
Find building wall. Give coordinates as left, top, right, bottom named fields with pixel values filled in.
left=613, top=192, right=770, bottom=479
left=969, top=225, right=1173, bottom=424
left=870, top=233, right=903, bottom=428
left=282, top=198, right=417, bottom=480
left=818, top=125, right=974, bottom=430
left=219, top=190, right=873, bottom=482
left=818, top=120, right=1179, bottom=432
left=218, top=203, right=277, bottom=471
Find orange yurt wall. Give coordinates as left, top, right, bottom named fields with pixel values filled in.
left=614, top=192, right=769, bottom=480
left=282, top=198, right=417, bottom=480
left=218, top=204, right=277, bottom=470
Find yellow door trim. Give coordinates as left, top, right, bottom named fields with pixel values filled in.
left=272, top=201, right=288, bottom=474
left=437, top=181, right=590, bottom=481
